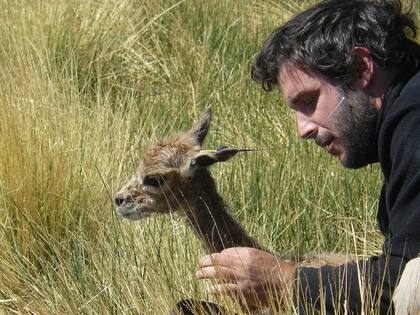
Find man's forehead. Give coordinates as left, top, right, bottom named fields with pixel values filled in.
left=278, top=64, right=323, bottom=101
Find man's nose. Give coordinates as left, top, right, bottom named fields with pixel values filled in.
left=296, top=112, right=318, bottom=139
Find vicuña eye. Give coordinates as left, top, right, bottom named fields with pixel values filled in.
left=143, top=175, right=167, bottom=187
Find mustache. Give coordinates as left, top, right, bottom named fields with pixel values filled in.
left=314, top=132, right=334, bottom=147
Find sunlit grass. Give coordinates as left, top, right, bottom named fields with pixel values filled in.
left=0, top=0, right=417, bottom=314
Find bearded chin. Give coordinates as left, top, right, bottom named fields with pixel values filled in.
left=337, top=91, right=380, bottom=169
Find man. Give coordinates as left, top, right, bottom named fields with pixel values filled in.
left=193, top=0, right=420, bottom=314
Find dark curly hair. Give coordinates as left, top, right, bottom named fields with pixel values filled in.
left=251, top=0, right=420, bottom=91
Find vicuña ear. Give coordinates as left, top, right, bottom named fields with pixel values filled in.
left=189, top=107, right=212, bottom=146
left=191, top=148, right=241, bottom=168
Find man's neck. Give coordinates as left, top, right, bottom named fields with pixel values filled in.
left=370, top=67, right=398, bottom=110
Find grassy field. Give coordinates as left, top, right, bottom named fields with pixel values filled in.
left=0, top=0, right=418, bottom=314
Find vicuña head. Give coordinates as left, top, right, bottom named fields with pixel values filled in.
left=114, top=107, right=260, bottom=252
left=114, top=107, right=234, bottom=219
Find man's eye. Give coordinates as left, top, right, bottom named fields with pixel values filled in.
left=143, top=175, right=167, bottom=187
left=305, top=99, right=315, bottom=108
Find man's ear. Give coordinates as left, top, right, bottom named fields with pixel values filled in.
left=353, top=47, right=376, bottom=89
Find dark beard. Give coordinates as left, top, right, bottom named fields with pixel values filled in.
left=336, top=90, right=380, bottom=169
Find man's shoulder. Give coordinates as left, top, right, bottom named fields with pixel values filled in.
left=382, top=70, right=420, bottom=126
left=378, top=70, right=420, bottom=173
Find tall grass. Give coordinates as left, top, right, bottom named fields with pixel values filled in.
left=0, top=0, right=417, bottom=314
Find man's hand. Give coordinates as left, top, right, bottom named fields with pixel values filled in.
left=195, top=247, right=295, bottom=310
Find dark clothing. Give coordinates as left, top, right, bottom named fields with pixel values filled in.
left=296, top=70, right=420, bottom=314
left=170, top=299, right=229, bottom=315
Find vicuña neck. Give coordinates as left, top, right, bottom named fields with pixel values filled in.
left=182, top=169, right=263, bottom=253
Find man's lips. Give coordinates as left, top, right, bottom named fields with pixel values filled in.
left=327, top=140, right=340, bottom=155
left=315, top=135, right=340, bottom=156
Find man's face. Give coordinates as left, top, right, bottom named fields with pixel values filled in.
left=278, top=64, right=379, bottom=168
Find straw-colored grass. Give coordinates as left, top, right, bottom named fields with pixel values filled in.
left=0, top=0, right=418, bottom=314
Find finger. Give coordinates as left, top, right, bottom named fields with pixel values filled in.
left=198, top=253, right=234, bottom=268
left=195, top=266, right=238, bottom=281
left=220, top=247, right=250, bottom=254
left=209, top=283, right=241, bottom=296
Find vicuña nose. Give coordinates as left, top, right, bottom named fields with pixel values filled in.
left=114, top=196, right=125, bottom=206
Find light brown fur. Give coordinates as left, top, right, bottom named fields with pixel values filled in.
left=114, top=108, right=354, bottom=268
